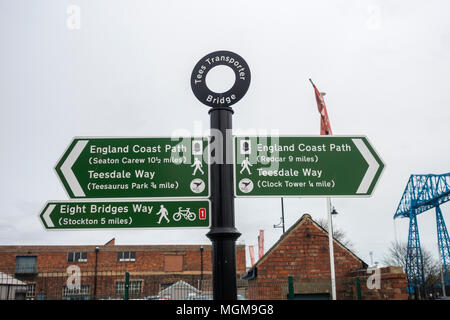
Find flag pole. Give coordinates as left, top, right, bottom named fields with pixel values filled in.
left=327, top=197, right=337, bottom=300
left=310, top=78, right=337, bottom=300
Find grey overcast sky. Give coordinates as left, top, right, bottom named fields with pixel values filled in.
left=0, top=0, right=449, bottom=267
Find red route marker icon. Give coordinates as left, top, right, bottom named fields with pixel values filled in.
left=199, top=208, right=206, bottom=220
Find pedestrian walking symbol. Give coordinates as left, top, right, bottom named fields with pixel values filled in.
left=191, top=157, right=205, bottom=175
left=156, top=205, right=170, bottom=224
left=240, top=157, right=252, bottom=175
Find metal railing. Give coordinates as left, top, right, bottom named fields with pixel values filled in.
left=0, top=265, right=409, bottom=300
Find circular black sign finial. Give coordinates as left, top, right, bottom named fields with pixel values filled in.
left=191, top=50, right=251, bottom=108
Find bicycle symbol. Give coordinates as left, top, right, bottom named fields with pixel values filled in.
left=172, top=207, right=196, bottom=222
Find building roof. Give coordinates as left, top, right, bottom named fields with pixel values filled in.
left=158, top=280, right=201, bottom=299
left=0, top=272, right=27, bottom=286
left=0, top=241, right=244, bottom=253
left=243, top=214, right=368, bottom=279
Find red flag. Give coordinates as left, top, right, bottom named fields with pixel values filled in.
left=249, top=245, right=255, bottom=266
left=310, top=79, right=332, bottom=136
left=258, top=230, right=264, bottom=259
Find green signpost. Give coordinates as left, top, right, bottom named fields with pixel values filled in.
left=55, top=137, right=210, bottom=199
left=40, top=199, right=211, bottom=230
left=37, top=51, right=386, bottom=301
left=234, top=136, right=384, bottom=197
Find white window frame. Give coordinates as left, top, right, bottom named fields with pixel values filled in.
left=117, top=251, right=136, bottom=262
left=116, top=280, right=143, bottom=295
left=62, top=284, right=90, bottom=297
left=68, top=251, right=87, bottom=262
left=26, top=283, right=36, bottom=298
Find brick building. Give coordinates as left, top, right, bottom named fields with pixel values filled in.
left=0, top=238, right=246, bottom=300
left=0, top=215, right=408, bottom=300
left=243, top=214, right=408, bottom=300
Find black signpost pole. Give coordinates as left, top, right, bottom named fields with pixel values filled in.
left=207, top=105, right=241, bottom=300
left=191, top=50, right=250, bottom=300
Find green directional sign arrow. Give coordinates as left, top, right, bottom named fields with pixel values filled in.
left=55, top=137, right=209, bottom=198
left=40, top=199, right=211, bottom=229
left=234, top=135, right=384, bottom=197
